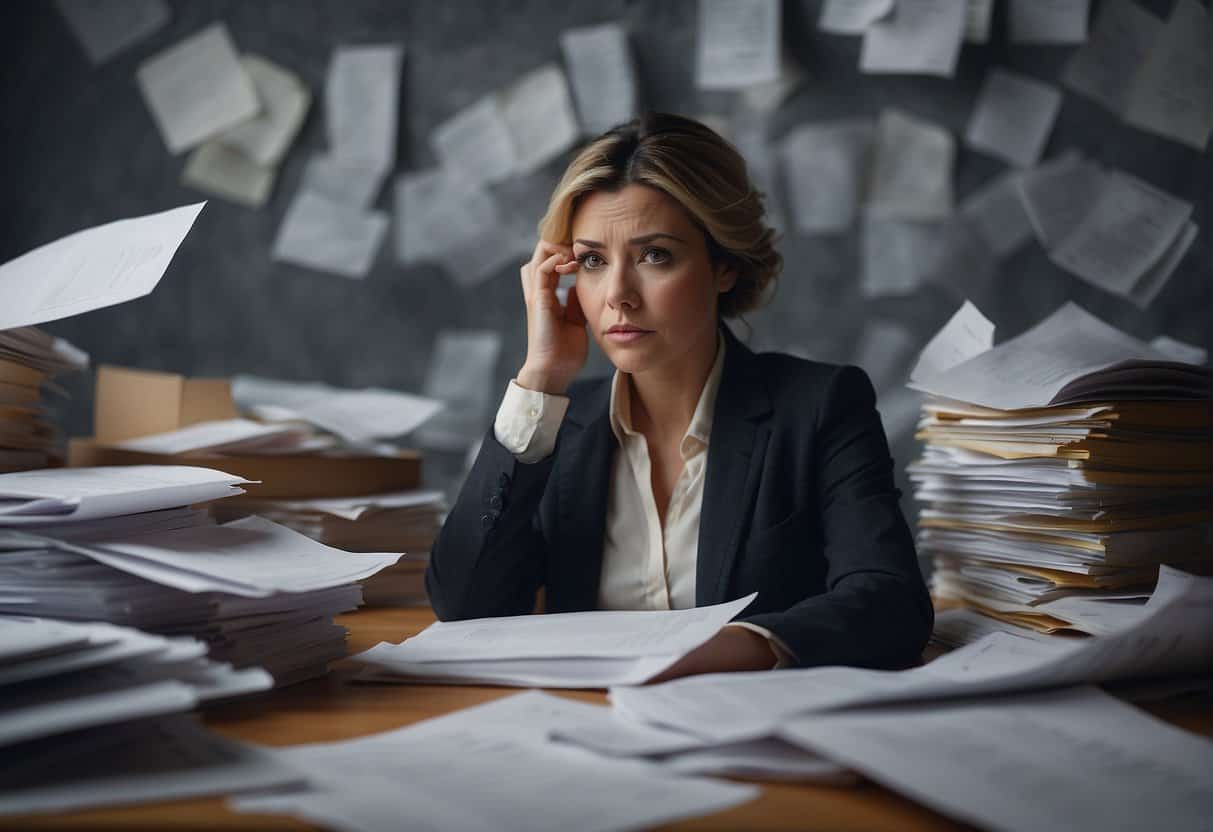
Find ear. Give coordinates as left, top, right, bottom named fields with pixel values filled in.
left=714, top=260, right=738, bottom=294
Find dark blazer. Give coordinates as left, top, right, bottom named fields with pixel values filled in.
left=426, top=325, right=933, bottom=669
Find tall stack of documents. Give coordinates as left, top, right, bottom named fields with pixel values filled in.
left=0, top=466, right=400, bottom=685
left=0, top=328, right=88, bottom=472
left=908, top=302, right=1212, bottom=636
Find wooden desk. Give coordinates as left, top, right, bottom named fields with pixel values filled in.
left=9, top=607, right=1212, bottom=832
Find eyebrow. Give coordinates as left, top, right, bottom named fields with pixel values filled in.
left=573, top=233, right=687, bottom=248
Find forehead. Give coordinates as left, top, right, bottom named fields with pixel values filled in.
left=571, top=184, right=698, bottom=239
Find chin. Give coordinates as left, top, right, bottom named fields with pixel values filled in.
left=598, top=340, right=659, bottom=375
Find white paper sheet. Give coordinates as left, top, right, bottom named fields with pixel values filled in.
left=1016, top=151, right=1099, bottom=248
left=272, top=190, right=388, bottom=279
left=135, top=23, right=260, bottom=154
left=232, top=691, right=758, bottom=832
left=265, top=489, right=445, bottom=522
left=1062, top=0, right=1163, bottom=115
left=818, top=0, right=894, bottom=34
left=354, top=651, right=682, bottom=689
left=1149, top=335, right=1207, bottom=365
left=780, top=686, right=1213, bottom=832
left=430, top=94, right=518, bottom=185
left=860, top=0, right=967, bottom=78
left=0, top=465, right=247, bottom=524
left=499, top=64, right=582, bottom=175
left=1008, top=0, right=1090, bottom=44
left=965, top=68, right=1062, bottom=167
left=300, top=153, right=386, bottom=209
left=0, top=202, right=203, bottom=331
left=112, top=419, right=304, bottom=455
left=866, top=109, right=954, bottom=220
left=960, top=171, right=1034, bottom=257
left=55, top=0, right=169, bottom=65
left=780, top=120, right=874, bottom=233
left=964, top=0, right=995, bottom=42
left=911, top=300, right=994, bottom=383
left=1122, top=0, right=1212, bottom=151
left=559, top=23, right=639, bottom=136
left=695, top=0, right=781, bottom=89
left=219, top=55, right=311, bottom=167
left=662, top=738, right=858, bottom=783
left=861, top=219, right=947, bottom=297
left=182, top=141, right=274, bottom=207
left=414, top=330, right=503, bottom=450
left=325, top=44, right=403, bottom=173
left=1126, top=219, right=1196, bottom=308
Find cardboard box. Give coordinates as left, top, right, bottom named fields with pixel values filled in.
left=94, top=365, right=239, bottom=443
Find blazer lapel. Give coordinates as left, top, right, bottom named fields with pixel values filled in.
left=548, top=379, right=614, bottom=612
left=696, top=327, right=772, bottom=606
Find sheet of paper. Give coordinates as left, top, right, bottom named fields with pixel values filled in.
left=219, top=55, right=311, bottom=167
left=818, top=0, right=893, bottom=34
left=911, top=301, right=994, bottom=383
left=965, top=69, right=1062, bottom=167
left=1008, top=0, right=1090, bottom=44
left=182, top=141, right=274, bottom=207
left=382, top=593, right=756, bottom=662
left=1149, top=335, right=1207, bottom=365
left=861, top=219, right=947, bottom=297
left=1062, top=0, right=1163, bottom=115
left=860, top=0, right=967, bottom=78
left=730, top=123, right=788, bottom=234
left=325, top=44, right=403, bottom=173
left=780, top=120, right=874, bottom=233
left=0, top=465, right=247, bottom=524
left=54, top=0, right=169, bottom=65
left=960, top=171, right=1034, bottom=257
left=272, top=190, right=387, bottom=279
left=1122, top=0, right=1212, bottom=151
left=354, top=652, right=682, bottom=689
left=695, top=0, right=781, bottom=89
left=964, top=0, right=995, bottom=42
left=866, top=109, right=954, bottom=220
left=1049, top=169, right=1192, bottom=297
left=430, top=94, right=518, bottom=186
left=559, top=23, right=638, bottom=136
left=0, top=716, right=301, bottom=817
left=907, top=301, right=1167, bottom=408
left=1126, top=219, right=1195, bottom=308
left=112, top=419, right=302, bottom=455
left=135, top=23, right=259, bottom=154
left=232, top=691, right=758, bottom=832
left=75, top=515, right=401, bottom=597
left=0, top=203, right=203, bottom=331
left=780, top=687, right=1213, bottom=832
left=740, top=56, right=806, bottom=113
left=662, top=738, right=857, bottom=783
left=413, top=330, right=503, bottom=450
left=1016, top=151, right=1099, bottom=248
left=499, top=64, right=582, bottom=175
left=300, top=153, right=385, bottom=209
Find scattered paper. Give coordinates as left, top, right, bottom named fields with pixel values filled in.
left=780, top=120, right=874, bottom=233
left=112, top=419, right=305, bottom=455
left=1126, top=219, right=1196, bottom=309
left=818, top=0, right=894, bottom=34
left=1149, top=335, right=1207, bottom=365
left=559, top=23, right=639, bottom=136
left=300, top=153, right=386, bottom=209
left=182, top=142, right=274, bottom=207
left=861, top=219, right=946, bottom=298
left=912, top=301, right=995, bottom=382
left=413, top=330, right=503, bottom=450
left=431, top=94, right=518, bottom=186
left=0, top=203, right=203, bottom=331
left=960, top=171, right=1034, bottom=257
left=1062, top=0, right=1163, bottom=116
left=860, top=0, right=967, bottom=78
left=499, top=64, right=582, bottom=175
left=135, top=23, right=260, bottom=154
left=965, top=68, right=1062, bottom=167
left=219, top=55, right=311, bottom=167
left=867, top=109, right=954, bottom=220
left=54, top=0, right=169, bottom=65
left=325, top=44, right=403, bottom=173
left=272, top=190, right=388, bottom=279
left=695, top=0, right=782, bottom=89
left=964, top=0, right=995, bottom=43
left=1008, top=0, right=1090, bottom=44
left=1016, top=151, right=1100, bottom=249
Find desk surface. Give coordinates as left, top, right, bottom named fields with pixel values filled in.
left=9, top=607, right=1213, bottom=832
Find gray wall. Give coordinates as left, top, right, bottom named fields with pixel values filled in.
left=2, top=0, right=1209, bottom=510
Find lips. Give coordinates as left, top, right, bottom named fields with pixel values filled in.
left=605, top=325, right=651, bottom=334
left=604, top=324, right=653, bottom=344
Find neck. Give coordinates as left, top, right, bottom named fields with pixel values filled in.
left=628, top=324, right=720, bottom=441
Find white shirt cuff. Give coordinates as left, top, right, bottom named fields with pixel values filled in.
left=726, top=622, right=796, bottom=669
left=493, top=380, right=570, bottom=464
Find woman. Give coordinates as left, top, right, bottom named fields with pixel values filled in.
left=426, top=113, right=932, bottom=680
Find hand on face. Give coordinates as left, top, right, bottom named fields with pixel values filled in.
left=516, top=239, right=588, bottom=396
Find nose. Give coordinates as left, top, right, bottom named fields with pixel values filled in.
left=604, top=262, right=640, bottom=311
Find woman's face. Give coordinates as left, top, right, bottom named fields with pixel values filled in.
left=571, top=184, right=735, bottom=377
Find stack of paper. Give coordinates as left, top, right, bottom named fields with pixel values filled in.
left=352, top=594, right=757, bottom=688
left=0, top=328, right=88, bottom=472
left=212, top=488, right=447, bottom=606
left=0, top=466, right=401, bottom=685
left=907, top=302, right=1212, bottom=636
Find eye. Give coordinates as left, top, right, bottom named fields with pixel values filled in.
left=640, top=247, right=671, bottom=265
left=576, top=252, right=605, bottom=270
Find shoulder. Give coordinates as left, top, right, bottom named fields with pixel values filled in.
left=747, top=350, right=876, bottom=411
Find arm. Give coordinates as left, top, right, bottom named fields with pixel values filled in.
left=739, top=365, right=934, bottom=669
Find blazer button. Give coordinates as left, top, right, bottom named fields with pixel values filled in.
left=488, top=493, right=504, bottom=510
left=497, top=472, right=511, bottom=488
left=480, top=513, right=495, bottom=529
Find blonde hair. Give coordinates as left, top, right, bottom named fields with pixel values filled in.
left=539, top=113, right=782, bottom=319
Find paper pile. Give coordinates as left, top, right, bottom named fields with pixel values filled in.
left=0, top=466, right=401, bottom=685
left=907, top=302, right=1212, bottom=636
left=0, top=328, right=88, bottom=473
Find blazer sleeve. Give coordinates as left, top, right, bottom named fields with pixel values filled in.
left=739, top=365, right=934, bottom=669
left=425, top=431, right=553, bottom=621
